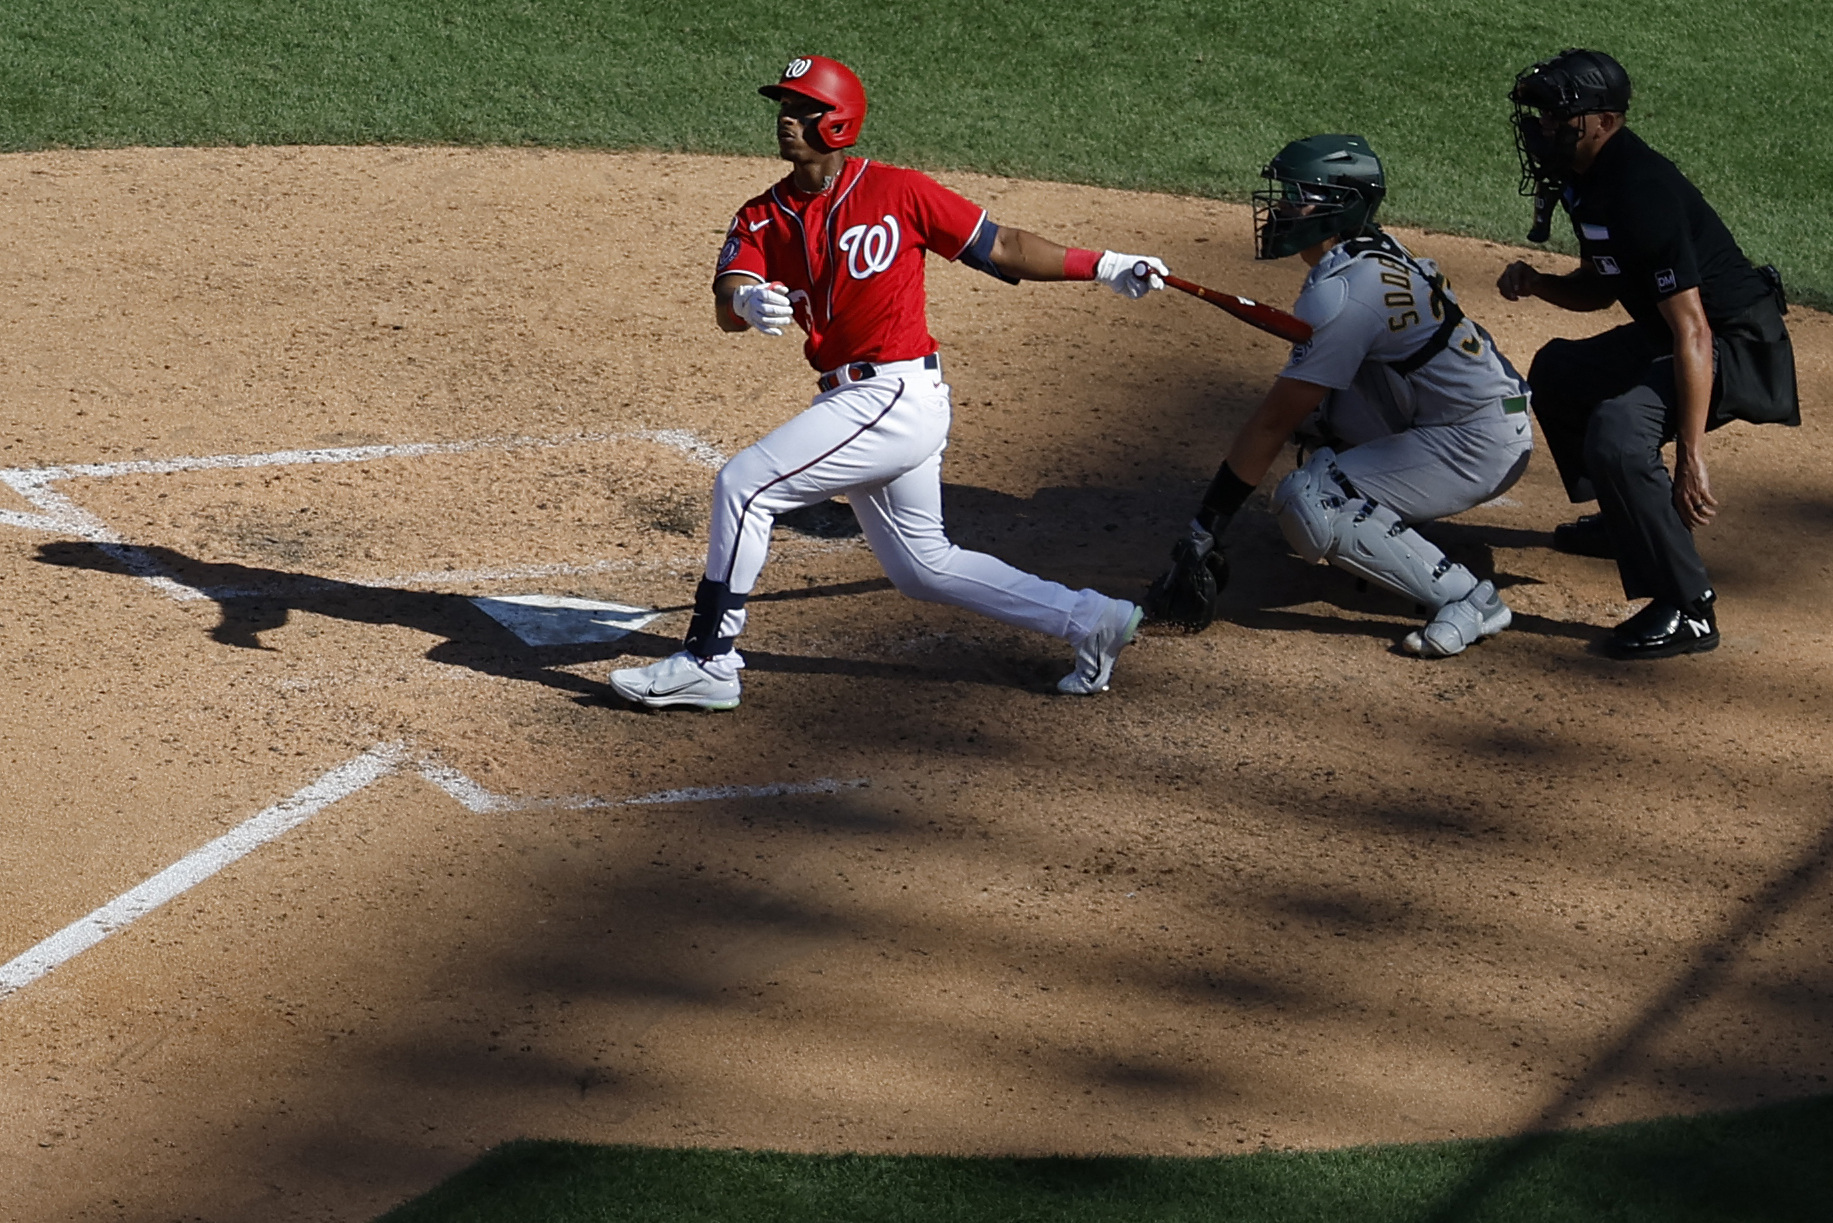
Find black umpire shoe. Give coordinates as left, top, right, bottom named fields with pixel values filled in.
left=1607, top=591, right=1719, bottom=659
left=1552, top=512, right=1616, bottom=558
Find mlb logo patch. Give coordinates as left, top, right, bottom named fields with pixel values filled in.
left=1593, top=255, right=1621, bottom=276
left=1656, top=267, right=1678, bottom=292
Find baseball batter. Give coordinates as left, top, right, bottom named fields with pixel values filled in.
left=1146, top=135, right=1533, bottom=657
left=611, top=55, right=1167, bottom=710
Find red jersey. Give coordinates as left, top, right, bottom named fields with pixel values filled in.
left=715, top=158, right=986, bottom=372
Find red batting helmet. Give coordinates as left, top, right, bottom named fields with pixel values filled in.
left=759, top=56, right=867, bottom=149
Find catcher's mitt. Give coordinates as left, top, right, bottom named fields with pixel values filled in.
left=1144, top=523, right=1229, bottom=631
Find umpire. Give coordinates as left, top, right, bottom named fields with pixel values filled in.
left=1497, top=49, right=1798, bottom=659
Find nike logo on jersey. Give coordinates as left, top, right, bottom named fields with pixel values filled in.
left=749, top=219, right=771, bottom=232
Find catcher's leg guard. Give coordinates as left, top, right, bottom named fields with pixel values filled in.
left=1271, top=449, right=1478, bottom=610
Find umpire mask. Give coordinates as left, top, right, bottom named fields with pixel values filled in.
left=1511, top=48, right=1632, bottom=192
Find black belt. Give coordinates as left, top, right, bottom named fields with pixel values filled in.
left=816, top=353, right=940, bottom=393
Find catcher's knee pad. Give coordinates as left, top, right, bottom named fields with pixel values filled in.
left=1273, top=450, right=1476, bottom=609
left=1271, top=448, right=1350, bottom=564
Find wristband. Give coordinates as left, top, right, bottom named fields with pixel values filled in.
left=1063, top=248, right=1100, bottom=281
left=1195, top=462, right=1255, bottom=534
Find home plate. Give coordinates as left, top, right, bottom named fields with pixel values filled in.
left=469, top=595, right=660, bottom=647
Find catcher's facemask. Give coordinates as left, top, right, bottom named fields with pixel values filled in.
left=1253, top=180, right=1355, bottom=260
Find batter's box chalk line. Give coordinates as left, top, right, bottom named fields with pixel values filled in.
left=0, top=429, right=730, bottom=604
left=0, top=743, right=867, bottom=1002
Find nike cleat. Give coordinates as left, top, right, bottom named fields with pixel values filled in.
left=1058, top=599, right=1145, bottom=695
left=609, top=651, right=742, bottom=710
left=1401, top=580, right=1513, bottom=658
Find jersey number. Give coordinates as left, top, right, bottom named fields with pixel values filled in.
left=839, top=215, right=902, bottom=280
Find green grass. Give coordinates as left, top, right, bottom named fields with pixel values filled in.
left=0, top=1, right=1828, bottom=305
left=376, top=1094, right=1833, bottom=1222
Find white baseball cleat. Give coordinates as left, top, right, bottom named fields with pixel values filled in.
left=1058, top=599, right=1145, bottom=695
left=609, top=651, right=742, bottom=710
left=1401, top=580, right=1512, bottom=658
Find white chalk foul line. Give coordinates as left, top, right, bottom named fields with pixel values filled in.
left=0, top=428, right=727, bottom=490
left=414, top=758, right=868, bottom=814
left=0, top=428, right=730, bottom=599
left=0, top=743, right=410, bottom=1000
left=1, top=747, right=864, bottom=1001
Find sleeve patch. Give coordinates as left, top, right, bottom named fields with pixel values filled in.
left=717, top=234, right=741, bottom=273
left=1655, top=267, right=1678, bottom=293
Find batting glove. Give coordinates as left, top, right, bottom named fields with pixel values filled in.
left=731, top=281, right=795, bottom=335
left=1096, top=252, right=1166, bottom=299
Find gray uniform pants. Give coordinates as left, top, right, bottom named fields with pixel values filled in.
left=1318, top=365, right=1534, bottom=524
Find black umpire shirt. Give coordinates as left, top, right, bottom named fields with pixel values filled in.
left=1560, top=127, right=1798, bottom=425
left=1562, top=128, right=1767, bottom=329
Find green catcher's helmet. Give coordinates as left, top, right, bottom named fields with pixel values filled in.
left=1253, top=134, right=1387, bottom=260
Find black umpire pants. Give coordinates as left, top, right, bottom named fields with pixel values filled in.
left=1527, top=296, right=1797, bottom=607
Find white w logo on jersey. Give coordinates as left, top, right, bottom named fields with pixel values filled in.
left=838, top=215, right=901, bottom=280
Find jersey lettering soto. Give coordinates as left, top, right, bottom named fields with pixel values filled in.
left=717, top=158, right=986, bottom=371
left=1560, top=128, right=1769, bottom=331
left=1281, top=237, right=1525, bottom=429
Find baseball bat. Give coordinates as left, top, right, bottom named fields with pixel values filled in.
left=1134, top=261, right=1313, bottom=344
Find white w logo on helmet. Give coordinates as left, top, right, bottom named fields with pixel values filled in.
left=838, top=215, right=901, bottom=280
left=784, top=58, right=812, bottom=79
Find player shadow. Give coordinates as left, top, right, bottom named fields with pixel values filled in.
left=937, top=479, right=1599, bottom=649
left=1222, top=515, right=1600, bottom=649
left=29, top=541, right=1020, bottom=699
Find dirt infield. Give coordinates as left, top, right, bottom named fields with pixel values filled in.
left=0, top=147, right=1829, bottom=1222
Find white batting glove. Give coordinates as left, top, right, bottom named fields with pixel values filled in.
left=730, top=281, right=794, bottom=335
left=1096, top=252, right=1167, bottom=299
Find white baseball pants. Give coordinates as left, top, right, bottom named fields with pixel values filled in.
left=699, top=357, right=1111, bottom=653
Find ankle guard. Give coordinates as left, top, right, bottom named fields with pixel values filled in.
left=683, top=578, right=748, bottom=659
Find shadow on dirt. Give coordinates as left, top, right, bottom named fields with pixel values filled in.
left=27, top=471, right=1833, bottom=1222
left=28, top=540, right=1050, bottom=697
left=942, top=479, right=1598, bottom=649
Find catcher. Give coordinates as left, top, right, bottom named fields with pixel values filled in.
left=1146, top=134, right=1534, bottom=657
